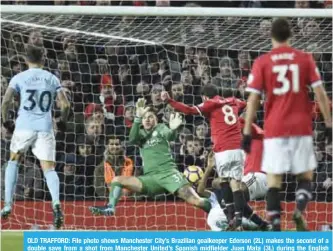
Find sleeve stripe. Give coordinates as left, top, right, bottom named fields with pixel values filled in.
left=311, top=80, right=322, bottom=88
left=194, top=106, right=202, bottom=115
left=245, top=87, right=261, bottom=94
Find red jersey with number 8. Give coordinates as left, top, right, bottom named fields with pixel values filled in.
left=197, top=96, right=246, bottom=152
left=246, top=46, right=322, bottom=138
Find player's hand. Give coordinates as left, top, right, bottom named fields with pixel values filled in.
left=161, top=91, right=170, bottom=102
left=135, top=98, right=150, bottom=118
left=241, top=134, right=252, bottom=153
left=169, top=112, right=183, bottom=130
left=56, top=120, right=67, bottom=132
left=324, top=126, right=332, bottom=145
left=206, top=151, right=215, bottom=169
left=3, top=121, right=15, bottom=134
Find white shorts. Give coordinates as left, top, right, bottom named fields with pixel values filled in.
left=215, top=149, right=245, bottom=181
left=10, top=130, right=56, bottom=161
left=242, top=172, right=268, bottom=200
left=262, top=136, right=317, bottom=175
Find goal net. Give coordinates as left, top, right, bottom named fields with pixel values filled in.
left=1, top=5, right=332, bottom=231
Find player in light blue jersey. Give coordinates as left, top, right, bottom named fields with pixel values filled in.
left=1, top=44, right=70, bottom=229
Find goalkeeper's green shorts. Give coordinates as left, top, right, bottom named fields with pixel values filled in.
left=138, top=169, right=189, bottom=196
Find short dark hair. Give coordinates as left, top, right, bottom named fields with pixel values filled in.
left=271, top=18, right=292, bottom=42
left=201, top=84, right=219, bottom=99
left=26, top=44, right=44, bottom=64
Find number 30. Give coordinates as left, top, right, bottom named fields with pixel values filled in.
left=273, top=64, right=299, bottom=95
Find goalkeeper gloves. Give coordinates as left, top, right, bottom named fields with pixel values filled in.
left=325, top=126, right=332, bottom=145
left=3, top=121, right=15, bottom=134
left=241, top=134, right=252, bottom=154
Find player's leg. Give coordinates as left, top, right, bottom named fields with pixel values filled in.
left=33, top=132, right=63, bottom=229
left=217, top=150, right=247, bottom=230
left=177, top=185, right=211, bottom=213
left=89, top=176, right=144, bottom=216
left=1, top=130, right=34, bottom=218
left=262, top=137, right=291, bottom=231
left=291, top=136, right=317, bottom=231
left=159, top=169, right=211, bottom=213
left=240, top=173, right=270, bottom=230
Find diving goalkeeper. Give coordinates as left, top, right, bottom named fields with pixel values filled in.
left=89, top=98, right=211, bottom=216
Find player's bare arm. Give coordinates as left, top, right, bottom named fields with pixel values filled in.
left=197, top=152, right=215, bottom=198
left=1, top=87, right=16, bottom=132
left=313, top=85, right=332, bottom=143
left=242, top=92, right=261, bottom=153
left=56, top=89, right=70, bottom=123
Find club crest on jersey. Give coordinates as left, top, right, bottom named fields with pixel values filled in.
left=152, top=131, right=158, bottom=137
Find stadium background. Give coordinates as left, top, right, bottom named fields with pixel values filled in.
left=0, top=0, right=332, bottom=232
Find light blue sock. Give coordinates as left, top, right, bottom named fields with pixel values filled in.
left=44, top=169, right=60, bottom=207
left=5, top=160, right=19, bottom=207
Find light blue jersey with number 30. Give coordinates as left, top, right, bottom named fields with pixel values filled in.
left=9, top=68, right=61, bottom=132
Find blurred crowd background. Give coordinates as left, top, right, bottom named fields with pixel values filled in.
left=0, top=0, right=332, bottom=204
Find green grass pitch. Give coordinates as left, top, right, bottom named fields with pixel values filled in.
left=1, top=231, right=24, bottom=251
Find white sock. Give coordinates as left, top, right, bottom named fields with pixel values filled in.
left=44, top=169, right=60, bottom=206
left=4, top=160, right=19, bottom=207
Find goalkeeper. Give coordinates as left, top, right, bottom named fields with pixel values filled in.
left=89, top=98, right=211, bottom=216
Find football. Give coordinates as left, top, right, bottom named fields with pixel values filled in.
left=184, top=165, right=204, bottom=184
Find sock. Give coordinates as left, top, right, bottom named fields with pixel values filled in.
left=266, top=187, right=281, bottom=231
left=4, top=160, right=19, bottom=207
left=295, top=179, right=312, bottom=213
left=213, top=189, right=224, bottom=206
left=233, top=190, right=246, bottom=227
left=221, top=182, right=235, bottom=222
left=108, top=182, right=123, bottom=208
left=199, top=198, right=212, bottom=213
left=44, top=169, right=60, bottom=206
left=243, top=204, right=268, bottom=227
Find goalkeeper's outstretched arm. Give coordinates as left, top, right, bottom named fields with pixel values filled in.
left=129, top=117, right=143, bottom=145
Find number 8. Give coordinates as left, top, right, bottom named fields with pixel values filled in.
left=222, top=105, right=237, bottom=125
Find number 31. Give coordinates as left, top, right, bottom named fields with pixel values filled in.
left=273, top=64, right=299, bottom=95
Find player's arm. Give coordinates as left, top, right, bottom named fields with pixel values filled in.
left=160, top=112, right=183, bottom=142
left=129, top=98, right=149, bottom=145
left=197, top=152, right=215, bottom=198
left=242, top=58, right=264, bottom=152
left=313, top=85, right=332, bottom=126
left=308, top=54, right=332, bottom=143
left=56, top=89, right=70, bottom=123
left=1, top=79, right=17, bottom=133
left=161, top=91, right=201, bottom=115
left=1, top=87, right=16, bottom=123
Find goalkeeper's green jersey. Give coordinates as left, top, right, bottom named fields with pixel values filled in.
left=129, top=117, right=178, bottom=174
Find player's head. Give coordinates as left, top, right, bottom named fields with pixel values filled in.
left=201, top=84, right=219, bottom=101
left=271, top=18, right=292, bottom=46
left=142, top=109, right=157, bottom=130
left=26, top=44, right=45, bottom=66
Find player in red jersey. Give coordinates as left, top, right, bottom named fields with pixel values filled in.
left=162, top=85, right=269, bottom=230
left=239, top=117, right=267, bottom=202
left=242, top=18, right=332, bottom=231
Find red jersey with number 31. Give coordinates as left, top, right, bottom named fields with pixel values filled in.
left=197, top=96, right=246, bottom=153
left=246, top=46, right=322, bottom=138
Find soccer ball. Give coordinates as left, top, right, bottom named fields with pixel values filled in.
left=184, top=165, right=204, bottom=184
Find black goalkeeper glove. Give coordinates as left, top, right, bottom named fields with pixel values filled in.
left=3, top=121, right=15, bottom=134
left=325, top=126, right=332, bottom=145
left=56, top=120, right=67, bottom=132
left=241, top=134, right=252, bottom=154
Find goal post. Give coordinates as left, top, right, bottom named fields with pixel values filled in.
left=0, top=5, right=332, bottom=231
